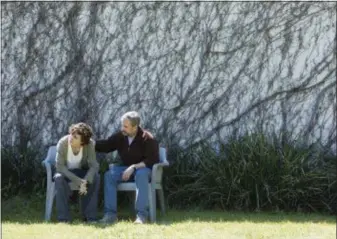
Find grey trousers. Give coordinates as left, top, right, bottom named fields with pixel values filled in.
left=54, top=169, right=100, bottom=221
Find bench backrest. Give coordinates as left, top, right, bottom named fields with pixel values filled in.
left=44, top=145, right=57, bottom=166
left=44, top=145, right=169, bottom=166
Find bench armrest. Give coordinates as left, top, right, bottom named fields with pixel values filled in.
left=151, top=162, right=169, bottom=184
left=42, top=160, right=54, bottom=190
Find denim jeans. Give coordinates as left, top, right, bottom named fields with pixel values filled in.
left=104, top=166, right=151, bottom=220
left=54, top=169, right=100, bottom=221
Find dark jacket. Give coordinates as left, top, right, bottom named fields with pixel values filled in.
left=95, top=127, right=159, bottom=168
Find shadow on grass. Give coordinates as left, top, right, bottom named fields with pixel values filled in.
left=2, top=196, right=335, bottom=226
left=161, top=209, right=336, bottom=225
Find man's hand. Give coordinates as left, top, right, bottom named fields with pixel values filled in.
left=79, top=179, right=88, bottom=196
left=142, top=130, right=154, bottom=140
left=122, top=166, right=135, bottom=181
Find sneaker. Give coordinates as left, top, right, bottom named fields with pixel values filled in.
left=98, top=214, right=117, bottom=224
left=134, top=216, right=146, bottom=224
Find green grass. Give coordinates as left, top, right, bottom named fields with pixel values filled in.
left=2, top=196, right=336, bottom=239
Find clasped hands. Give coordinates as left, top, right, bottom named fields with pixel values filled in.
left=79, top=179, right=88, bottom=195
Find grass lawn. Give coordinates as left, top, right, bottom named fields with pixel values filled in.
left=2, top=196, right=335, bottom=239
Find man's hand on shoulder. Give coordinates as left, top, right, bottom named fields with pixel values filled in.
left=142, top=129, right=154, bottom=141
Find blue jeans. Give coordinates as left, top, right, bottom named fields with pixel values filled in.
left=104, top=166, right=151, bottom=220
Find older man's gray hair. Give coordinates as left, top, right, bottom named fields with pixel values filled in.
left=121, top=111, right=141, bottom=127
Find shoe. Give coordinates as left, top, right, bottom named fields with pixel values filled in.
left=98, top=214, right=117, bottom=224
left=134, top=216, right=146, bottom=224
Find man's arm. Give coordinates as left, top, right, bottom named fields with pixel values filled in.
left=128, top=138, right=159, bottom=170
left=142, top=139, right=160, bottom=168
left=122, top=139, right=159, bottom=181
left=95, top=132, right=121, bottom=153
left=132, top=161, right=146, bottom=169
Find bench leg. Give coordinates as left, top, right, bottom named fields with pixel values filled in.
left=157, top=189, right=166, bottom=215
left=45, top=182, right=55, bottom=221
left=148, top=186, right=156, bottom=223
